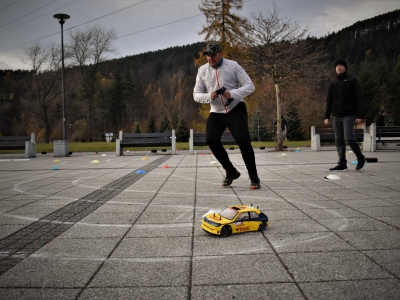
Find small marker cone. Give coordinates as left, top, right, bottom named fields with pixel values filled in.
left=295, top=149, right=301, bottom=153
left=210, top=161, right=218, bottom=165
left=162, top=165, right=170, bottom=169
left=136, top=169, right=146, bottom=174
left=51, top=166, right=59, bottom=170
left=281, top=153, right=287, bottom=156
left=102, top=154, right=107, bottom=156
left=325, top=174, right=341, bottom=180
left=142, top=156, right=148, bottom=160
left=200, top=153, right=205, bottom=156
left=54, top=159, right=60, bottom=162
left=92, top=160, right=99, bottom=164
left=351, top=160, right=357, bottom=165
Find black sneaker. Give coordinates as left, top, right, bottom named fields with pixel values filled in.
left=356, top=159, right=366, bottom=171
left=250, top=176, right=260, bottom=190
left=329, top=165, right=348, bottom=172
left=222, top=170, right=241, bottom=186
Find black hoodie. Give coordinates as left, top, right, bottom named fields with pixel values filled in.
left=325, top=71, right=365, bottom=119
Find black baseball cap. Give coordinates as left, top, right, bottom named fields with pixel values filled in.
left=202, top=42, right=221, bottom=55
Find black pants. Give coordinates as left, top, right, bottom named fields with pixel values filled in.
left=206, top=102, right=258, bottom=177
left=333, top=115, right=365, bottom=165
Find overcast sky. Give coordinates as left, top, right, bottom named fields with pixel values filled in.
left=1, top=0, right=399, bottom=70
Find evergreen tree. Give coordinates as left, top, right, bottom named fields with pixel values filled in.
left=176, top=119, right=190, bottom=142
left=146, top=114, right=157, bottom=133
left=160, top=115, right=170, bottom=132
left=250, top=112, right=271, bottom=141
left=387, top=55, right=400, bottom=125
left=135, top=122, right=141, bottom=133
left=107, top=72, right=124, bottom=130
left=171, top=113, right=179, bottom=131
left=196, top=0, right=248, bottom=64
left=358, top=61, right=379, bottom=123
left=286, top=102, right=305, bottom=141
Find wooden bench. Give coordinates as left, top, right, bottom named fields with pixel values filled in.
left=0, top=133, right=36, bottom=158
left=189, top=129, right=236, bottom=154
left=376, top=126, right=400, bottom=144
left=116, top=130, right=176, bottom=156
left=311, top=126, right=365, bottom=151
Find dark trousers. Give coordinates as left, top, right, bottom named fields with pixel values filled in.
left=333, top=115, right=365, bottom=166
left=206, top=102, right=257, bottom=177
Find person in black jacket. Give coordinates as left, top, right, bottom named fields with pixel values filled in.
left=376, top=110, right=388, bottom=126
left=324, top=59, right=366, bottom=171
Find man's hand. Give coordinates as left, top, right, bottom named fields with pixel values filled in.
left=324, top=119, right=329, bottom=125
left=356, top=118, right=363, bottom=124
left=210, top=91, right=217, bottom=100
left=222, top=90, right=232, bottom=100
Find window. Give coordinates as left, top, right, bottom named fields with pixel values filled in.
left=250, top=211, right=259, bottom=219
left=236, top=213, right=249, bottom=221
left=220, top=208, right=238, bottom=220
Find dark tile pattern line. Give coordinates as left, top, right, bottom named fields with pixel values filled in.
left=0, top=156, right=170, bottom=275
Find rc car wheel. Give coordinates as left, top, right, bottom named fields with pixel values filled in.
left=258, top=221, right=267, bottom=231
left=220, top=226, right=230, bottom=237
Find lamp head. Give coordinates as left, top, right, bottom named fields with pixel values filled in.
left=53, top=13, right=70, bottom=25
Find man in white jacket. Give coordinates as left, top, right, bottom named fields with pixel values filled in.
left=193, top=42, right=260, bottom=189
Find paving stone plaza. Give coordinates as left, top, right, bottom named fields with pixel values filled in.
left=0, top=147, right=399, bottom=299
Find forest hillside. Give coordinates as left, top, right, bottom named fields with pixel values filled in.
left=1, top=9, right=399, bottom=142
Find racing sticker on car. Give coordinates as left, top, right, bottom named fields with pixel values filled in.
left=236, top=226, right=250, bottom=232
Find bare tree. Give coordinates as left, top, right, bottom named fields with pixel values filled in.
left=239, top=4, right=327, bottom=150
left=22, top=42, right=61, bottom=142
left=67, top=24, right=117, bottom=141
left=154, top=70, right=190, bottom=129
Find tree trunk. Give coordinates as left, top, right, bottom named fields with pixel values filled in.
left=275, top=82, right=283, bottom=151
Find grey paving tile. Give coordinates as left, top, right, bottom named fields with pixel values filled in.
left=266, top=219, right=329, bottom=233
left=268, top=232, right=356, bottom=253
left=264, top=210, right=311, bottom=221
left=281, top=251, right=394, bottom=282
left=111, top=237, right=192, bottom=258
left=378, top=216, right=400, bottom=228
left=193, top=234, right=274, bottom=256
left=0, top=288, right=81, bottom=300
left=0, top=257, right=102, bottom=287
left=58, top=224, right=129, bottom=238
left=299, top=279, right=400, bottom=300
left=192, top=254, right=292, bottom=285
left=79, top=287, right=189, bottom=300
left=0, top=224, right=28, bottom=239
left=337, top=230, right=400, bottom=250
left=356, top=206, right=400, bottom=217
left=191, top=283, right=305, bottom=300
left=0, top=150, right=399, bottom=299
left=301, top=208, right=367, bottom=219
left=79, top=212, right=140, bottom=225
left=32, top=237, right=119, bottom=259
left=318, top=217, right=397, bottom=231
left=127, top=223, right=193, bottom=238
left=363, top=250, right=400, bottom=277
left=89, top=258, right=190, bottom=287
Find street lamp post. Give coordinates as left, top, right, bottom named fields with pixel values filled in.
left=53, top=13, right=70, bottom=142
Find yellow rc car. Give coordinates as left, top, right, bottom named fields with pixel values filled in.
left=201, top=205, right=269, bottom=237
